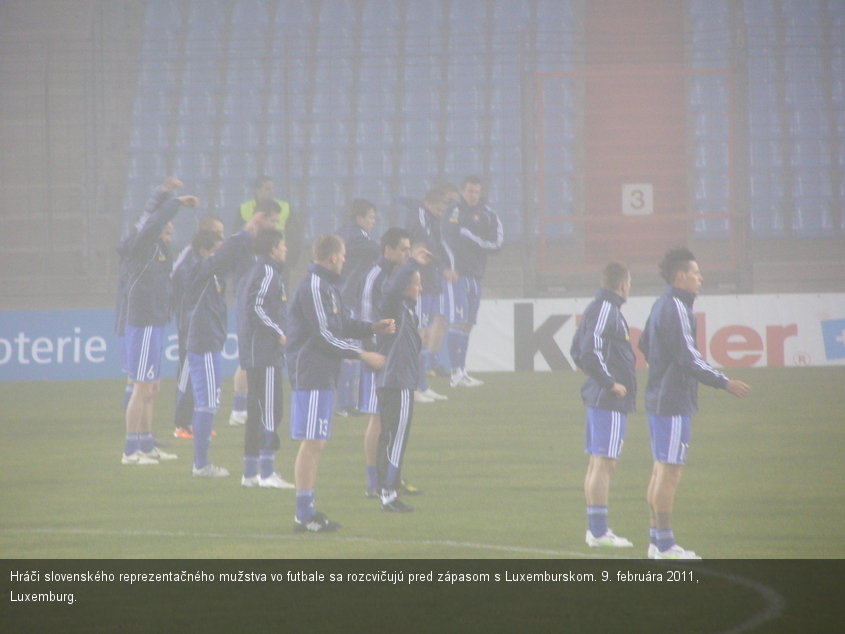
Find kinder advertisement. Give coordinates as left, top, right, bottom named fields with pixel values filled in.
left=469, top=293, right=845, bottom=372
left=0, top=294, right=843, bottom=381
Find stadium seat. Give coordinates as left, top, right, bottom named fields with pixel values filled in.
left=127, top=152, right=166, bottom=181
left=231, top=0, right=270, bottom=33
left=173, top=121, right=216, bottom=153
left=129, top=121, right=169, bottom=152
left=177, top=89, right=218, bottom=120
left=219, top=121, right=260, bottom=152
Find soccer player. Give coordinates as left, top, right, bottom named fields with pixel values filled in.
left=237, top=228, right=294, bottom=489
left=570, top=262, right=636, bottom=549
left=407, top=185, right=451, bottom=403
left=358, top=228, right=412, bottom=497
left=375, top=247, right=431, bottom=512
left=115, top=177, right=197, bottom=465
left=441, top=176, right=503, bottom=387
left=230, top=176, right=301, bottom=428
left=285, top=235, right=393, bottom=532
left=335, top=199, right=381, bottom=417
left=639, top=247, right=751, bottom=559
left=172, top=214, right=224, bottom=439
left=183, top=211, right=276, bottom=477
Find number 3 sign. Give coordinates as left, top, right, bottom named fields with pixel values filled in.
left=622, top=183, right=653, bottom=216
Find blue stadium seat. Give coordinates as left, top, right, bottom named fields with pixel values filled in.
left=224, top=58, right=265, bottom=91
left=750, top=197, right=785, bottom=239
left=140, top=0, right=182, bottom=58
left=177, top=89, right=218, bottom=120
left=749, top=140, right=782, bottom=169
left=693, top=111, right=728, bottom=141
left=789, top=109, right=829, bottom=139
left=127, top=152, right=166, bottom=181
left=317, top=0, right=356, bottom=36
left=792, top=198, right=831, bottom=238
left=492, top=0, right=532, bottom=33
left=357, top=118, right=392, bottom=150
left=231, top=0, right=271, bottom=34
left=743, top=0, right=776, bottom=23
left=693, top=140, right=728, bottom=170
left=354, top=148, right=392, bottom=178
left=185, top=0, right=226, bottom=44
left=536, top=0, right=576, bottom=28
left=219, top=151, right=257, bottom=182
left=219, top=121, right=260, bottom=152
left=222, top=88, right=263, bottom=117
left=173, top=121, right=216, bottom=152
left=264, top=120, right=285, bottom=149
left=131, top=87, right=173, bottom=120
left=791, top=139, right=831, bottom=169
left=398, top=147, right=436, bottom=179
left=445, top=117, right=482, bottom=147
left=748, top=108, right=782, bottom=139
left=275, top=0, right=311, bottom=29
left=444, top=147, right=481, bottom=176
left=129, top=120, right=169, bottom=152
left=173, top=151, right=214, bottom=184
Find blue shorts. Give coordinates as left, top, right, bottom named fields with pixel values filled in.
left=442, top=276, right=482, bottom=325
left=123, top=325, right=164, bottom=382
left=357, top=367, right=379, bottom=415
left=416, top=293, right=442, bottom=329
left=188, top=351, right=222, bottom=412
left=585, top=408, right=626, bottom=459
left=648, top=414, right=691, bottom=465
left=290, top=389, right=334, bottom=441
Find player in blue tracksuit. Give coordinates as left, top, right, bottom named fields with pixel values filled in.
left=335, top=199, right=380, bottom=416
left=285, top=234, right=394, bottom=533
left=357, top=228, right=412, bottom=497
left=375, top=249, right=431, bottom=513
left=237, top=228, right=294, bottom=490
left=407, top=185, right=452, bottom=402
left=183, top=211, right=276, bottom=477
left=639, top=247, right=751, bottom=559
left=171, top=215, right=224, bottom=439
left=115, top=177, right=197, bottom=466
left=570, top=263, right=636, bottom=549
left=441, top=176, right=503, bottom=387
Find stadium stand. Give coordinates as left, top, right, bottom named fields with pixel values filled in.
left=0, top=0, right=842, bottom=309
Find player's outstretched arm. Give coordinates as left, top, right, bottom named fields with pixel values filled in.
left=724, top=379, right=751, bottom=398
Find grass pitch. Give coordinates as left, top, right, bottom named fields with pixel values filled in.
left=1, top=367, right=844, bottom=632
left=1, top=366, right=843, bottom=560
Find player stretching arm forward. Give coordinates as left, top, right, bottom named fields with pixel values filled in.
left=639, top=247, right=750, bottom=559
left=285, top=235, right=394, bottom=532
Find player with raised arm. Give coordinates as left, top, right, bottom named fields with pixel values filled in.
left=182, top=209, right=277, bottom=477
left=115, top=177, right=197, bottom=465
left=639, top=247, right=751, bottom=559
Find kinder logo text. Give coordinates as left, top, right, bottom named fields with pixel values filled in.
left=470, top=294, right=842, bottom=372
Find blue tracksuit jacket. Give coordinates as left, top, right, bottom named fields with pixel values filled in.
left=570, top=288, right=637, bottom=413
left=285, top=263, right=374, bottom=390
left=237, top=255, right=287, bottom=369
left=639, top=286, right=728, bottom=416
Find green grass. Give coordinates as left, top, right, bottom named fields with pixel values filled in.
left=2, top=368, right=845, bottom=632
left=1, top=367, right=843, bottom=560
